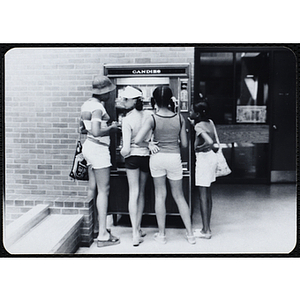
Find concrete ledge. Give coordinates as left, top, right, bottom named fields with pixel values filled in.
left=4, top=204, right=50, bottom=249
left=6, top=214, right=84, bottom=254
left=5, top=195, right=94, bottom=247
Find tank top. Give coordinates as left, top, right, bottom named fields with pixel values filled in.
left=152, top=113, right=181, bottom=154
left=194, top=119, right=216, bottom=143
left=81, top=98, right=110, bottom=146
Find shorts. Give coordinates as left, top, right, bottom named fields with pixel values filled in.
left=125, top=155, right=150, bottom=173
left=195, top=150, right=217, bottom=187
left=82, top=139, right=111, bottom=169
left=150, top=152, right=183, bottom=180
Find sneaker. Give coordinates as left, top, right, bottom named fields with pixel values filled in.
left=194, top=229, right=212, bottom=239
left=153, top=233, right=167, bottom=244
left=186, top=233, right=196, bottom=244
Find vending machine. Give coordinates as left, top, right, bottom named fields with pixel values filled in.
left=103, top=63, right=191, bottom=217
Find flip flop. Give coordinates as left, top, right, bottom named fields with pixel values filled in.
left=133, top=236, right=144, bottom=247
left=97, top=230, right=120, bottom=247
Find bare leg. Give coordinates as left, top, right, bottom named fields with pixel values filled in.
left=94, top=167, right=111, bottom=240
left=87, top=166, right=98, bottom=234
left=169, top=179, right=193, bottom=236
left=126, top=168, right=142, bottom=240
left=137, top=171, right=148, bottom=232
left=198, top=186, right=212, bottom=233
left=153, top=176, right=167, bottom=236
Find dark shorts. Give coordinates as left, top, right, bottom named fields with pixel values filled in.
left=125, top=156, right=150, bottom=173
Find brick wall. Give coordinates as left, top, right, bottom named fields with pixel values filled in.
left=5, top=46, right=194, bottom=201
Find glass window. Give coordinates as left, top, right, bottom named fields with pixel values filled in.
left=194, top=49, right=270, bottom=181
left=236, top=52, right=269, bottom=123
left=197, top=52, right=234, bottom=124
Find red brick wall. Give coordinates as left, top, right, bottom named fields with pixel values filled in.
left=5, top=46, right=194, bottom=198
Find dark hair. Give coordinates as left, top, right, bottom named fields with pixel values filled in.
left=168, top=97, right=175, bottom=112
left=129, top=86, right=143, bottom=111
left=135, top=97, right=143, bottom=111
left=193, top=101, right=210, bottom=120
left=150, top=97, right=156, bottom=109
left=153, top=86, right=173, bottom=108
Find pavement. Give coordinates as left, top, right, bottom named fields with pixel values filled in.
left=76, top=183, right=297, bottom=256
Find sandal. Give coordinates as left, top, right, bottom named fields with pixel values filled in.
left=97, top=230, right=120, bottom=247
left=133, top=236, right=144, bottom=247
left=139, top=229, right=147, bottom=238
left=153, top=233, right=167, bottom=244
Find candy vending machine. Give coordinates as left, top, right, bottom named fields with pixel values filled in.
left=103, top=63, right=192, bottom=217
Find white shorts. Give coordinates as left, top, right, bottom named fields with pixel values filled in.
left=195, top=151, right=218, bottom=187
left=150, top=152, right=183, bottom=180
left=82, top=139, right=111, bottom=169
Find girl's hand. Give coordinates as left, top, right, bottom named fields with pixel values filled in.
left=187, top=117, right=195, bottom=126
left=120, top=147, right=130, bottom=158
left=148, top=141, right=160, bottom=154
left=110, top=121, right=121, bottom=132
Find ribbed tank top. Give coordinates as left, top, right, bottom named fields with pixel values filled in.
left=152, top=113, right=181, bottom=153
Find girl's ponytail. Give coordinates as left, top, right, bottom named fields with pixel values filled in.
left=135, top=97, right=143, bottom=111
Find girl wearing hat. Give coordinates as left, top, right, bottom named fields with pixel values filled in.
left=120, top=86, right=154, bottom=246
left=80, top=76, right=120, bottom=247
left=135, top=86, right=196, bottom=244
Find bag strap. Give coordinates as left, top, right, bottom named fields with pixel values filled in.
left=210, top=119, right=221, bottom=150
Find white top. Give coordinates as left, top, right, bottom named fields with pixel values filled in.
left=81, top=98, right=110, bottom=146
left=122, top=109, right=153, bottom=156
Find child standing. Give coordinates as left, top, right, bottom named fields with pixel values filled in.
left=120, top=86, right=153, bottom=246
left=135, top=86, right=195, bottom=244
left=189, top=100, right=218, bottom=239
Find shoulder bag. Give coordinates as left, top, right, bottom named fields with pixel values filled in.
left=210, top=120, right=231, bottom=177
left=69, top=136, right=89, bottom=181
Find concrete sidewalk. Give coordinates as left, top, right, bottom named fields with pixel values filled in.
left=76, top=183, right=297, bottom=255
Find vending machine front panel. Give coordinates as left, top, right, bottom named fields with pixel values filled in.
left=104, top=64, right=191, bottom=216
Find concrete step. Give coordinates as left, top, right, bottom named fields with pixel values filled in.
left=5, top=204, right=50, bottom=248
left=5, top=205, right=84, bottom=254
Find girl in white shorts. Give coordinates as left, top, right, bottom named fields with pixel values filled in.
left=189, top=100, right=218, bottom=239
left=135, top=86, right=195, bottom=245
left=80, top=76, right=120, bottom=248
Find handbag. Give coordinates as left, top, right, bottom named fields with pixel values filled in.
left=211, top=120, right=231, bottom=177
left=69, top=139, right=89, bottom=181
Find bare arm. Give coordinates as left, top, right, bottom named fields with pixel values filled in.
left=134, top=116, right=154, bottom=144
left=120, top=119, right=131, bottom=158
left=195, top=132, right=214, bottom=152
left=91, top=109, right=118, bottom=137
left=179, top=115, right=188, bottom=148
left=79, top=118, right=88, bottom=134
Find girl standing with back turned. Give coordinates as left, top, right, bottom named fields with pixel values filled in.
left=135, top=86, right=195, bottom=244
left=120, top=86, right=152, bottom=247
